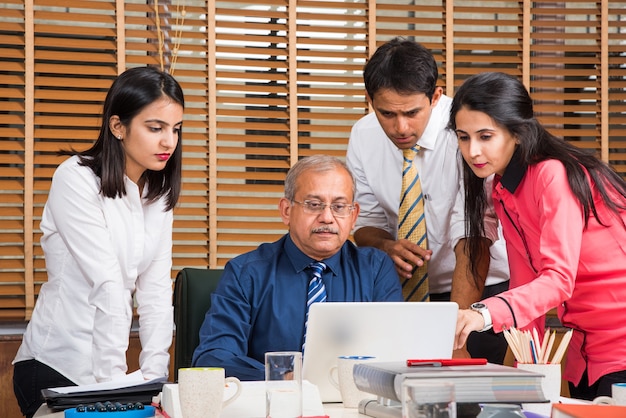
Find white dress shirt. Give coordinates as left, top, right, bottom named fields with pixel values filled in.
left=346, top=95, right=509, bottom=294
left=14, top=155, right=174, bottom=385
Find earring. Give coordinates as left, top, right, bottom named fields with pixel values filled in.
left=117, top=135, right=122, bottom=140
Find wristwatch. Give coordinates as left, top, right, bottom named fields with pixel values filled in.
left=470, top=302, right=493, bottom=332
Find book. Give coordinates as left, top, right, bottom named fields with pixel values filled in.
left=353, top=361, right=548, bottom=404
left=551, top=403, right=626, bottom=418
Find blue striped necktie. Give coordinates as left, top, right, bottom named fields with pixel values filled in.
left=303, top=261, right=327, bottom=351
left=398, top=146, right=430, bottom=302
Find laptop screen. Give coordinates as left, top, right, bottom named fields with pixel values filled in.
left=301, top=301, right=458, bottom=402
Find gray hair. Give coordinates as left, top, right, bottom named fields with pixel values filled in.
left=284, top=154, right=356, bottom=201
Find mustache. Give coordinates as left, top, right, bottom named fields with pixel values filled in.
left=312, top=226, right=339, bottom=234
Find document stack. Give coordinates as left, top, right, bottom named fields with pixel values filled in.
left=353, top=361, right=548, bottom=405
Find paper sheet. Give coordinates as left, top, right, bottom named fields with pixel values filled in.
left=47, top=370, right=157, bottom=394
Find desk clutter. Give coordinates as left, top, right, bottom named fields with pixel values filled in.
left=35, top=373, right=626, bottom=418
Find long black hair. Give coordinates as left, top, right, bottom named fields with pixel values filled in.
left=449, top=72, right=626, bottom=278
left=64, top=66, right=184, bottom=211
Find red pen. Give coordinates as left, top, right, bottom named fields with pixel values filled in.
left=406, top=358, right=488, bottom=367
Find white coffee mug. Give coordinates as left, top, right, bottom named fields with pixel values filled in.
left=177, top=367, right=242, bottom=418
left=328, top=355, right=376, bottom=408
left=592, top=382, right=626, bottom=406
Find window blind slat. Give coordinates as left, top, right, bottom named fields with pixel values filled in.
left=1, top=0, right=625, bottom=319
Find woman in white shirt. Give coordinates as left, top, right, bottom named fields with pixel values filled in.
left=12, top=66, right=184, bottom=418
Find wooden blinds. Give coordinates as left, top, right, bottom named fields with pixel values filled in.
left=1, top=0, right=625, bottom=319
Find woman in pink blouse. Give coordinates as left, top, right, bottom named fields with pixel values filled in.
left=450, top=71, right=626, bottom=400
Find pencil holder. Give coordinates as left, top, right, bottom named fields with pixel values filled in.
left=516, top=363, right=561, bottom=416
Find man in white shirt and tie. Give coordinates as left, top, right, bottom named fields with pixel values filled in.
left=346, top=37, right=510, bottom=363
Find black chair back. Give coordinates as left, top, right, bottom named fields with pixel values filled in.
left=173, top=268, right=222, bottom=380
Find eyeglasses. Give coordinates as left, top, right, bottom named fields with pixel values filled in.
left=291, top=199, right=355, bottom=217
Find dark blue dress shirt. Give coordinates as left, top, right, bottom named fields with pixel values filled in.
left=191, top=234, right=402, bottom=380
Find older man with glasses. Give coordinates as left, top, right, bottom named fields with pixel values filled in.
left=192, top=154, right=402, bottom=381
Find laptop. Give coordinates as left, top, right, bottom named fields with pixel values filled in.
left=301, top=301, right=458, bottom=402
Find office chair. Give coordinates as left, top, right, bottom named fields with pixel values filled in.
left=173, top=267, right=223, bottom=380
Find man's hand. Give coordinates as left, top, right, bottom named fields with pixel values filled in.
left=353, top=227, right=431, bottom=278
left=454, top=309, right=484, bottom=350
left=381, top=238, right=432, bottom=279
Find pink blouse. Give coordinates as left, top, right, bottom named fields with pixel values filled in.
left=484, top=158, right=626, bottom=386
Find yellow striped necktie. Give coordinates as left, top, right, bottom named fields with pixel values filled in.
left=398, top=146, right=430, bottom=302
